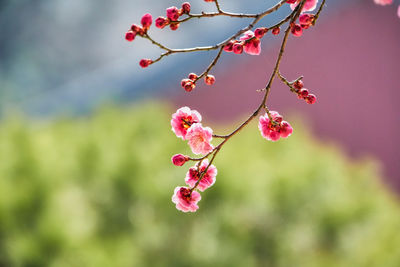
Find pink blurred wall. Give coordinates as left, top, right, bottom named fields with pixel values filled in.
left=170, top=3, right=400, bottom=191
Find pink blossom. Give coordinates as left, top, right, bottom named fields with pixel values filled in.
left=374, top=0, right=393, bottom=5
left=280, top=121, right=293, bottom=138
left=240, top=31, right=261, bottom=55
left=185, top=159, right=217, bottom=191
left=186, top=123, right=214, bottom=155
left=172, top=187, right=201, bottom=212
left=398, top=5, right=400, bottom=18
left=171, top=107, right=202, bottom=140
left=290, top=0, right=318, bottom=12
left=258, top=112, right=293, bottom=141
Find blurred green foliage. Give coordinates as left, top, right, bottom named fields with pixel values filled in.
left=0, top=103, right=399, bottom=267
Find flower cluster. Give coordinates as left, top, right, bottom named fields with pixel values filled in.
left=170, top=106, right=295, bottom=212
left=223, top=29, right=266, bottom=55
left=181, top=73, right=215, bottom=92
left=292, top=80, right=317, bottom=104
left=125, top=14, right=152, bottom=42
left=259, top=111, right=293, bottom=142
left=290, top=13, right=315, bottom=37
left=171, top=107, right=213, bottom=154
left=373, top=0, right=400, bottom=18
left=155, top=3, right=192, bottom=31
left=170, top=107, right=217, bottom=212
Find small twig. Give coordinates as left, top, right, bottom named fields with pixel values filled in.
left=313, top=0, right=326, bottom=25
left=214, top=0, right=223, bottom=13
left=278, top=72, right=303, bottom=92
left=197, top=47, right=224, bottom=80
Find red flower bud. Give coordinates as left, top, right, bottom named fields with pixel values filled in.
left=182, top=2, right=191, bottom=14
left=155, top=17, right=168, bottom=29
left=223, top=40, right=235, bottom=52
left=139, top=59, right=152, bottom=68
left=306, top=94, right=317, bottom=104
left=125, top=31, right=136, bottom=42
left=293, top=80, right=304, bottom=90
left=181, top=79, right=195, bottom=92
left=171, top=154, right=188, bottom=166
left=298, top=88, right=309, bottom=99
left=272, top=27, right=281, bottom=35
left=205, top=75, right=215, bottom=85
left=254, top=27, right=268, bottom=39
left=233, top=43, right=243, bottom=54
left=170, top=23, right=180, bottom=31
left=141, top=13, right=153, bottom=30
left=188, top=73, right=198, bottom=81
left=291, top=23, right=303, bottom=37
left=166, top=6, right=180, bottom=21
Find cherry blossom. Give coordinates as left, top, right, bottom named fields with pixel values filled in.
left=240, top=30, right=261, bottom=55
left=172, top=187, right=201, bottom=212
left=171, top=107, right=202, bottom=140
left=290, top=0, right=318, bottom=12
left=258, top=111, right=293, bottom=142
left=186, top=123, right=214, bottom=155
left=374, top=0, right=393, bottom=5
left=185, top=159, right=217, bottom=191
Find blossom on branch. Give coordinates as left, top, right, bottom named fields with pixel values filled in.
left=290, top=0, right=318, bottom=12
left=240, top=30, right=261, bottom=55
left=186, top=123, right=214, bottom=155
left=258, top=111, right=293, bottom=142
left=185, top=159, right=217, bottom=191
left=171, top=107, right=202, bottom=140
left=172, top=187, right=201, bottom=212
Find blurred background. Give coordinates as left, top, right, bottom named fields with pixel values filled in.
left=1, top=0, right=400, bottom=266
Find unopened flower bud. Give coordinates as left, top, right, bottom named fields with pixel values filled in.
left=298, top=88, right=309, bottom=99
left=306, top=94, right=317, bottom=104
left=171, top=154, right=188, bottom=166
left=272, top=27, right=281, bottom=35
left=155, top=17, right=168, bottom=29
left=233, top=43, right=243, bottom=54
left=223, top=40, right=235, bottom=52
left=188, top=73, right=198, bottom=81
left=125, top=31, right=136, bottom=42
left=291, top=23, right=303, bottom=37
left=139, top=59, right=152, bottom=68
left=170, top=23, right=180, bottom=31
left=205, top=75, right=215, bottom=85
left=254, top=27, right=268, bottom=39
left=166, top=6, right=180, bottom=21
left=182, top=2, right=191, bottom=14
left=293, top=80, right=304, bottom=90
left=141, top=13, right=153, bottom=30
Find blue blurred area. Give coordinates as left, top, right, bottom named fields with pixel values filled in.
left=0, top=0, right=345, bottom=117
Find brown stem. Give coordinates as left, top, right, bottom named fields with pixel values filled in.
left=278, top=72, right=303, bottom=93
left=313, top=0, right=326, bottom=26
